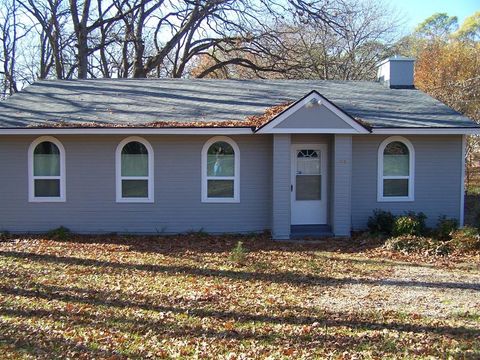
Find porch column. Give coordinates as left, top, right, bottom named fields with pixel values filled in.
left=332, top=134, right=352, bottom=237
left=272, top=134, right=291, bottom=240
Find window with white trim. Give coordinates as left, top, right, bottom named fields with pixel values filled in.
left=28, top=136, right=66, bottom=202
left=202, top=136, right=240, bottom=202
left=378, top=136, right=414, bottom=202
left=116, top=137, right=154, bottom=202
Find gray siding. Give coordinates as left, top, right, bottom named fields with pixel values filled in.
left=351, top=135, right=463, bottom=229
left=0, top=135, right=272, bottom=234
left=274, top=104, right=353, bottom=129
left=332, top=135, right=352, bottom=236
left=0, top=133, right=464, bottom=237
left=272, top=134, right=291, bottom=239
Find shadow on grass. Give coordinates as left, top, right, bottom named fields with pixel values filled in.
left=0, top=283, right=478, bottom=341
left=0, top=307, right=336, bottom=344
left=18, top=232, right=384, bottom=254
left=1, top=250, right=479, bottom=291
left=0, top=320, right=136, bottom=359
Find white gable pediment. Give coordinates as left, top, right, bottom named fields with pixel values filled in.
left=256, top=91, right=369, bottom=134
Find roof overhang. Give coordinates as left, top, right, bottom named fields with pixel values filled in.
left=255, top=91, right=370, bottom=134
left=371, top=128, right=480, bottom=135
left=0, top=127, right=254, bottom=135
left=2, top=126, right=477, bottom=136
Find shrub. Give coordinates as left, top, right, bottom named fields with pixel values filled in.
left=367, top=209, right=395, bottom=235
left=450, top=227, right=480, bottom=252
left=435, top=216, right=459, bottom=240
left=0, top=231, right=10, bottom=242
left=385, top=235, right=450, bottom=256
left=392, top=212, right=427, bottom=236
left=46, top=226, right=71, bottom=241
left=229, top=241, right=247, bottom=265
left=385, top=235, right=431, bottom=253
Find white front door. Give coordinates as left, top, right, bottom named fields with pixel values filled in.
left=291, top=144, right=328, bottom=225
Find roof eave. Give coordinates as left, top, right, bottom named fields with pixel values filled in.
left=371, top=127, right=480, bottom=135
left=0, top=126, right=255, bottom=135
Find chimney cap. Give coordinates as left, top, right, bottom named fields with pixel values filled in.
left=377, top=55, right=415, bottom=67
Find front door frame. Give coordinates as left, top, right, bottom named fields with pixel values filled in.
left=290, top=143, right=328, bottom=225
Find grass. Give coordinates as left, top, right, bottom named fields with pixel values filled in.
left=0, top=233, right=479, bottom=359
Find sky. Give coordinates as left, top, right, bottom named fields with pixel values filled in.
left=390, top=0, right=479, bottom=32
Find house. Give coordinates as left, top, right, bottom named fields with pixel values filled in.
left=0, top=56, right=478, bottom=239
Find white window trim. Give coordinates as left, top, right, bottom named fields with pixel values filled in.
left=115, top=136, right=154, bottom=203
left=377, top=136, right=415, bottom=202
left=28, top=136, right=66, bottom=202
left=201, top=136, right=240, bottom=203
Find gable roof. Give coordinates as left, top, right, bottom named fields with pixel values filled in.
left=256, top=90, right=370, bottom=134
left=0, top=78, right=477, bottom=130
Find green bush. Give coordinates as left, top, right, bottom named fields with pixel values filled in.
left=450, top=227, right=480, bottom=252
left=392, top=212, right=427, bottom=236
left=435, top=216, right=459, bottom=240
left=229, top=241, right=247, bottom=265
left=46, top=226, right=71, bottom=241
left=367, top=209, right=395, bottom=235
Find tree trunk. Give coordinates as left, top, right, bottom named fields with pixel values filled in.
left=70, top=0, right=91, bottom=79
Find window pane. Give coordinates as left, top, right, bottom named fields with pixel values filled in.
left=122, top=154, right=148, bottom=176
left=384, top=142, right=408, bottom=155
left=35, top=179, right=60, bottom=197
left=297, top=150, right=321, bottom=175
left=383, top=179, right=409, bottom=197
left=296, top=175, right=321, bottom=200
left=34, top=142, right=60, bottom=176
left=207, top=142, right=234, bottom=177
left=384, top=155, right=409, bottom=176
left=122, top=141, right=148, bottom=155
left=121, top=142, right=148, bottom=177
left=383, top=142, right=409, bottom=176
left=207, top=180, right=234, bottom=198
left=122, top=180, right=148, bottom=198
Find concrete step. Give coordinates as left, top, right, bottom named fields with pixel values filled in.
left=290, top=225, right=333, bottom=239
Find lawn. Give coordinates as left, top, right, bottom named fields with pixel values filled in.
left=0, top=233, right=479, bottom=359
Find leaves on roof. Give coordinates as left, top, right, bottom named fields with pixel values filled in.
left=353, top=117, right=372, bottom=130
left=244, top=102, right=293, bottom=128
left=27, top=102, right=294, bottom=130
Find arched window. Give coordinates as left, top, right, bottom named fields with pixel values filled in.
left=28, top=136, right=66, bottom=202
left=202, top=136, right=240, bottom=202
left=116, top=137, right=154, bottom=202
left=378, top=136, right=414, bottom=201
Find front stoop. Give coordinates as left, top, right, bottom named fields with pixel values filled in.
left=289, top=225, right=333, bottom=239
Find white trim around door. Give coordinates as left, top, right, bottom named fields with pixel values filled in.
left=291, top=144, right=328, bottom=225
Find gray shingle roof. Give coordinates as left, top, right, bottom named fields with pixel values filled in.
left=0, top=78, right=476, bottom=128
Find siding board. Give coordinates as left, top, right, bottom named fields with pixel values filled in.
left=332, top=135, right=352, bottom=236
left=351, top=135, right=462, bottom=229
left=0, top=135, right=272, bottom=234
left=272, top=134, right=291, bottom=239
left=0, top=133, right=463, bottom=235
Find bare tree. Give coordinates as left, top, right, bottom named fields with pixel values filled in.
left=0, top=0, right=33, bottom=97
left=190, top=0, right=402, bottom=80
left=1, top=0, right=404, bottom=87
left=17, top=0, right=72, bottom=79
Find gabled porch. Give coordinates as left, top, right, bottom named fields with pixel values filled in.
left=256, top=91, right=368, bottom=240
